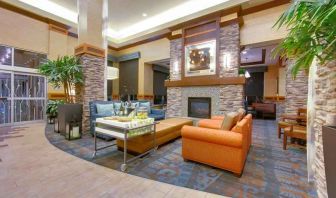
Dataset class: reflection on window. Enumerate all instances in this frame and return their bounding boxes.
[14,49,46,68]
[0,45,12,66]
[14,74,45,98]
[0,73,11,97]
[14,99,45,122]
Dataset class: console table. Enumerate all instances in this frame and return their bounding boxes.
[93,118,157,171]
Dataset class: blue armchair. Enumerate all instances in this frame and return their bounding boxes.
[148,109,165,120]
[89,100,115,140]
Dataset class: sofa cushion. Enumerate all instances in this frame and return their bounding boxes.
[139,101,151,114]
[160,118,193,127]
[198,119,222,129]
[237,108,246,121]
[148,113,165,120]
[131,102,140,109]
[113,102,122,111]
[96,103,114,115]
[211,115,225,120]
[221,112,238,130]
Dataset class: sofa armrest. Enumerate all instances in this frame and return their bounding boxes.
[181,126,242,148]
[211,115,225,120]
[198,119,222,129]
[150,108,165,115]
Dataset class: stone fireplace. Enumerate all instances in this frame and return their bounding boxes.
[166,19,245,118]
[188,97,211,118]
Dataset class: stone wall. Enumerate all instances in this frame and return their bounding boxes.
[313,60,336,198]
[284,65,308,114]
[77,54,105,132]
[169,38,182,81]
[166,87,182,117]
[219,23,240,77]
[166,22,244,118]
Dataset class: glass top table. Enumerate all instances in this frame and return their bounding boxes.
[93,117,158,172]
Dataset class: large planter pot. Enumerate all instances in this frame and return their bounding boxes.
[57,104,83,136]
[322,125,336,198]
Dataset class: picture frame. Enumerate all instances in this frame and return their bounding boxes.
[184,39,216,77]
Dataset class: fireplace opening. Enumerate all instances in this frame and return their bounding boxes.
[188,97,211,118]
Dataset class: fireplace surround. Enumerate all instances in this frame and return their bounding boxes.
[188,97,211,118]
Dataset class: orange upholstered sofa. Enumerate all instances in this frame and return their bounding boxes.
[181,114,252,176]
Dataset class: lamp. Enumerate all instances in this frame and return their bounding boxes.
[107,67,119,80]
[245,70,251,78]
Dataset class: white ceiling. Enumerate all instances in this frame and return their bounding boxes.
[6,0,270,46]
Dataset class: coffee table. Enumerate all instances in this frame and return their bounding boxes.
[93,118,158,171]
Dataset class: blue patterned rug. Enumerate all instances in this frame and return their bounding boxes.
[45,120,317,197]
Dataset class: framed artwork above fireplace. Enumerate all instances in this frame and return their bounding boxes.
[184,40,216,77]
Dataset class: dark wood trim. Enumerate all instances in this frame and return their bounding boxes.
[241,0,290,16]
[164,77,246,87]
[0,1,69,30]
[167,34,182,40]
[241,49,266,66]
[68,32,78,38]
[108,45,118,51]
[75,43,105,58]
[220,16,244,27]
[169,5,241,31]
[184,28,216,39]
[181,18,220,82]
[49,24,68,35]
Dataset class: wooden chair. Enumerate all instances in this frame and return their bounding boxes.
[283,125,307,150]
[277,108,307,138]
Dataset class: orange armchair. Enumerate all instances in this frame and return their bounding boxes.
[181,115,252,176]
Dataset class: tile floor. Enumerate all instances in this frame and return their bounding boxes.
[0,123,226,198]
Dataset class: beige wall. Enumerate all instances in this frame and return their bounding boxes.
[114,38,170,95]
[0,8,79,96]
[240,4,289,46]
[0,7,49,53]
[264,65,279,97]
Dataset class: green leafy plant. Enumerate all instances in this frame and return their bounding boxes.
[273,0,336,77]
[46,100,65,117]
[38,56,83,103]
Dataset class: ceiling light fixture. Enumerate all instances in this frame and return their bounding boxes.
[142,13,147,17]
[18,0,78,24]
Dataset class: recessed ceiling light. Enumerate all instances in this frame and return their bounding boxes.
[242,50,247,54]
[142,13,147,17]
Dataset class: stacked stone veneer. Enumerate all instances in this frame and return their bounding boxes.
[284,65,308,114]
[313,60,336,198]
[77,54,105,132]
[167,23,244,118]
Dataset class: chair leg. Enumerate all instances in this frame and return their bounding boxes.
[278,126,281,139]
[283,133,287,150]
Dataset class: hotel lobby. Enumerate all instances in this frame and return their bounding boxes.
[0,0,335,197]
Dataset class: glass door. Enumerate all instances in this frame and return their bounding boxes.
[0,71,46,125]
[0,71,11,125]
[13,73,46,123]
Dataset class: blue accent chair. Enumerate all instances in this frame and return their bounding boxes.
[89,100,116,140]
[148,108,165,120]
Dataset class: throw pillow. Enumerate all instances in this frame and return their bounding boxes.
[96,104,114,115]
[131,102,140,109]
[237,108,246,121]
[113,102,122,111]
[139,101,151,114]
[221,112,239,130]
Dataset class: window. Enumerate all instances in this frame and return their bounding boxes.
[0,45,12,66]
[14,48,46,68]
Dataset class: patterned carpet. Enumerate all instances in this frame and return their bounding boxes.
[45,120,317,197]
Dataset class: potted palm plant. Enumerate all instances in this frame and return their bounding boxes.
[39,56,84,135]
[274,0,336,197]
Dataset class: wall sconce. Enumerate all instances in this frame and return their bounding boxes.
[107,67,119,80]
[223,53,231,69]
[173,60,179,74]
